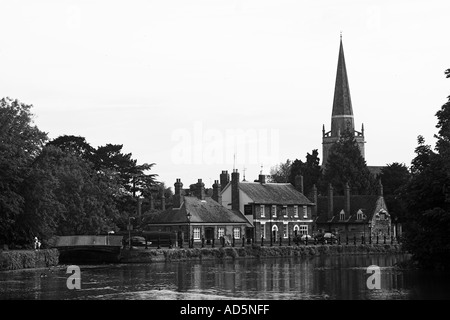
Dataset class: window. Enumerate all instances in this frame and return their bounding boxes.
[283,223,288,238]
[340,210,345,221]
[272,205,277,217]
[260,223,266,239]
[303,206,308,218]
[293,225,300,236]
[272,225,278,239]
[294,206,298,218]
[233,227,241,239]
[357,209,363,220]
[300,225,308,235]
[218,227,225,239]
[260,205,265,218]
[193,227,201,240]
[282,206,287,217]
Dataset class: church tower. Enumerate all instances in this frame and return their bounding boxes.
[322,35,365,167]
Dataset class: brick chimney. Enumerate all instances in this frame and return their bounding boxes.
[312,184,318,219]
[196,179,205,200]
[161,194,166,211]
[212,180,221,203]
[295,175,304,193]
[259,174,266,184]
[327,183,334,220]
[378,179,384,196]
[220,170,230,190]
[173,178,183,208]
[149,193,154,210]
[345,182,350,219]
[231,169,240,211]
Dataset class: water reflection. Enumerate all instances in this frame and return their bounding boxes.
[1,254,449,300]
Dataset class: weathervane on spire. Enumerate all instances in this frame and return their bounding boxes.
[260,164,263,175]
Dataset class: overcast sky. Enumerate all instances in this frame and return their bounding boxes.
[1,0,449,190]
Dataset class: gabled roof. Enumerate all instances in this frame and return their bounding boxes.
[237,182,314,205]
[142,196,251,226]
[315,195,383,224]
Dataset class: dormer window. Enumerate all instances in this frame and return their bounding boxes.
[357,209,364,220]
[340,210,345,221]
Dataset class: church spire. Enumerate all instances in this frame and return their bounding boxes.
[330,34,354,137]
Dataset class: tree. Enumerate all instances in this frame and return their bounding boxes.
[269,159,292,183]
[20,145,120,239]
[401,69,450,269]
[0,97,47,244]
[321,129,376,195]
[288,149,322,194]
[379,163,411,222]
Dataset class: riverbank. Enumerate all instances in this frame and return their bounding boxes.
[0,249,59,271]
[120,243,404,263]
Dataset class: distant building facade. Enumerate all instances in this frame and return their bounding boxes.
[219,170,315,242]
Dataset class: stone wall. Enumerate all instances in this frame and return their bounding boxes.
[119,243,404,263]
[0,249,59,271]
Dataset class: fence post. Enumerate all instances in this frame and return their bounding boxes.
[242,236,245,247]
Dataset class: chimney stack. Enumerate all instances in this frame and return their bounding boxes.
[161,194,166,211]
[259,174,266,184]
[196,179,205,200]
[378,179,384,196]
[173,178,183,208]
[327,183,334,220]
[220,170,230,190]
[149,193,154,211]
[295,175,304,193]
[212,180,221,203]
[231,169,240,211]
[312,184,318,219]
[345,182,350,219]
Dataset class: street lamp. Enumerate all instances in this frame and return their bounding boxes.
[128,217,135,249]
[187,212,192,248]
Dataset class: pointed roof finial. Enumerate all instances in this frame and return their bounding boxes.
[340,31,342,40]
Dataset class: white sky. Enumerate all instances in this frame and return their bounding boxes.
[1,0,449,190]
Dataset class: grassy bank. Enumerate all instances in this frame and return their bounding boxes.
[0,249,59,271]
[120,243,404,263]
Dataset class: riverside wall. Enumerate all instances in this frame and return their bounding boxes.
[119,243,405,263]
[0,249,59,271]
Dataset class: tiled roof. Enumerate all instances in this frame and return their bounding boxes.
[142,196,251,226]
[238,182,314,205]
[315,195,380,224]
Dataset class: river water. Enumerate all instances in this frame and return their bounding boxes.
[0,254,449,300]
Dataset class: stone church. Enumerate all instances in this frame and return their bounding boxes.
[321,35,384,176]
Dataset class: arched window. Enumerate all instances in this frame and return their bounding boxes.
[340,209,345,221]
[357,209,364,220]
[293,225,300,236]
[272,225,278,239]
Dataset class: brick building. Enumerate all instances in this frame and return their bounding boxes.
[219,170,315,242]
[314,181,391,239]
[141,178,251,245]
